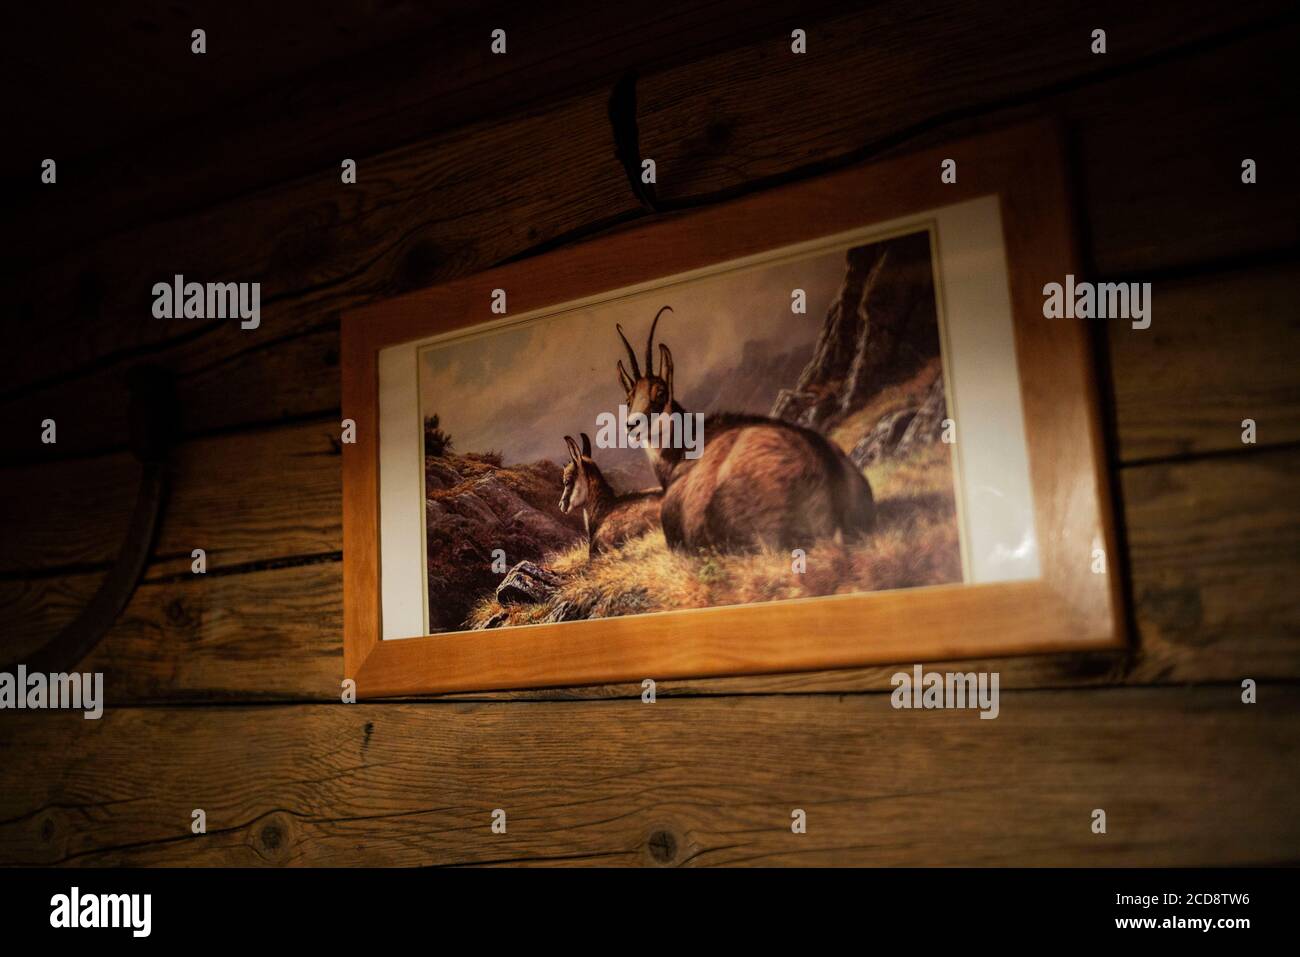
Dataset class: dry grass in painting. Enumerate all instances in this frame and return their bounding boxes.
[467,435,960,629]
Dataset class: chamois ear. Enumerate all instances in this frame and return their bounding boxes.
[564,435,581,464]
[617,359,634,393]
[659,343,673,404]
[580,433,592,457]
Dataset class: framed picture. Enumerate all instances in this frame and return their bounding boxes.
[341,121,1124,696]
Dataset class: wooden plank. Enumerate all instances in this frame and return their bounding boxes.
[7,0,858,262]
[1070,45,1299,278]
[1109,261,1300,460]
[0,561,342,702]
[4,447,1295,701]
[3,3,463,187]
[0,687,1295,866]
[3,11,1294,464]
[1121,446,1300,682]
[0,83,630,461]
[638,9,1299,278]
[0,417,341,576]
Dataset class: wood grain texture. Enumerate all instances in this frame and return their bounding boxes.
[1,687,1295,866]
[0,85,628,461]
[1109,261,1300,460]
[340,302,379,684]
[1122,446,1300,682]
[0,418,341,576]
[3,4,464,188]
[3,17,1294,464]
[639,11,1299,278]
[0,562,342,703]
[7,0,858,262]
[1065,29,1299,278]
[5,447,1295,702]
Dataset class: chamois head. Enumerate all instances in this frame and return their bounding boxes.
[559,433,593,513]
[616,306,675,434]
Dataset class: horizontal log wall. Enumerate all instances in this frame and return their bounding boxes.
[3,689,1297,867]
[1,0,1297,864]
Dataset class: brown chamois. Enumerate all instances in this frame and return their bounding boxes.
[558,433,662,558]
[614,307,875,551]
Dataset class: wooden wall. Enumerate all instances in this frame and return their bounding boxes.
[1,1,1297,866]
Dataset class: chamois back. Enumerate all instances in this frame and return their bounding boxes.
[660,414,874,551]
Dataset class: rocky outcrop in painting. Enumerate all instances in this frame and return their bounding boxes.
[772,230,942,435]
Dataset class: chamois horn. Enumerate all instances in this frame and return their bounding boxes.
[645,306,672,374]
[616,323,641,379]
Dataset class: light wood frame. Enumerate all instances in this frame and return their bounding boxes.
[342,121,1124,697]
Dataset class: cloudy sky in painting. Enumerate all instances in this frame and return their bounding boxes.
[419,236,906,489]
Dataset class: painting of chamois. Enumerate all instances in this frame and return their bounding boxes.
[559,433,662,558]
[420,229,961,633]
[615,307,875,551]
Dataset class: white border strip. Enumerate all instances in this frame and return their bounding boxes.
[377,345,427,638]
[933,196,1039,584]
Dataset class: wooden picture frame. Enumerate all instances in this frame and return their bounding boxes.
[341,120,1124,697]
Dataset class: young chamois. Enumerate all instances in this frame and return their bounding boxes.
[559,433,662,558]
[615,307,875,551]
